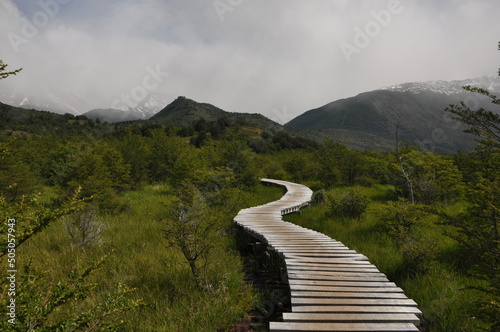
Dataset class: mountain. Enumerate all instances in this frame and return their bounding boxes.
[83,108,143,123]
[83,94,169,123]
[0,101,114,138]
[286,76,500,153]
[150,96,284,133]
[0,82,168,120]
[0,88,86,115]
[150,96,227,126]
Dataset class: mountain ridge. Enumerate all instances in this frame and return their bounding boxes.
[286,75,500,153]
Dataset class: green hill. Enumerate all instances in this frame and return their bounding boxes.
[150,96,283,133]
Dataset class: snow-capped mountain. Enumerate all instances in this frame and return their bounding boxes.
[116,94,170,119]
[0,86,90,115]
[287,75,500,153]
[381,75,500,95]
[83,94,170,122]
[0,82,169,121]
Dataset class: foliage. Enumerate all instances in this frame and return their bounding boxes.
[52,140,131,210]
[441,86,500,330]
[328,190,369,220]
[315,140,345,187]
[0,142,37,202]
[0,102,113,138]
[311,189,327,205]
[390,145,465,204]
[65,205,108,249]
[161,184,224,290]
[0,59,22,80]
[445,86,500,149]
[378,198,435,275]
[0,190,144,331]
[0,256,144,331]
[0,191,84,256]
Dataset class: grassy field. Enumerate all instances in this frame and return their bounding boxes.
[284,184,489,332]
[13,183,285,331]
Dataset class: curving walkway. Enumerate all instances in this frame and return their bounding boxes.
[234,178,422,332]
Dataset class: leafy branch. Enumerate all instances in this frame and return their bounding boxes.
[0,59,22,80]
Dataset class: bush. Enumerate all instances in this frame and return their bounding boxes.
[329,190,369,219]
[65,206,108,249]
[378,199,435,275]
[311,189,327,205]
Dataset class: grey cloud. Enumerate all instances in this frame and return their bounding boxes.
[0,0,499,121]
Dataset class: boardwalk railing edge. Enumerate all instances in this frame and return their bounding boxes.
[234,178,423,332]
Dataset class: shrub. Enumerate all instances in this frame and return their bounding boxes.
[378,199,435,275]
[311,189,327,205]
[65,206,108,249]
[329,190,369,219]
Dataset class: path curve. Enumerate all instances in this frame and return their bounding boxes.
[234,178,422,332]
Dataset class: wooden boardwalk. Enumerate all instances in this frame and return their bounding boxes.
[234,178,422,332]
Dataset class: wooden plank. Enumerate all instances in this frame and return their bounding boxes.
[288,270,382,276]
[284,253,368,259]
[292,298,418,306]
[270,238,341,242]
[288,275,389,282]
[292,305,422,316]
[291,291,408,299]
[269,241,343,245]
[287,266,381,273]
[289,280,397,288]
[286,258,371,265]
[288,277,392,284]
[275,247,356,251]
[289,285,402,293]
[287,267,382,273]
[282,313,420,325]
[269,322,419,331]
[274,242,345,245]
[287,266,380,273]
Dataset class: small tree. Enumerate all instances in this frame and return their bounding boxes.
[65,205,108,249]
[395,125,415,203]
[162,184,222,289]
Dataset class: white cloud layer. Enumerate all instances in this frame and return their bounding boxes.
[1,0,499,121]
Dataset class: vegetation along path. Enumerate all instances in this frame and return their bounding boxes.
[234,179,422,332]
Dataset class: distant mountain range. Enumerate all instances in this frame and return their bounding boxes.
[286,76,500,153]
[1,75,499,152]
[0,86,87,115]
[83,95,170,122]
[0,86,169,120]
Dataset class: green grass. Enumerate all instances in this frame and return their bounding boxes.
[283,184,489,332]
[14,182,285,331]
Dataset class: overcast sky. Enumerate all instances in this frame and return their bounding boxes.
[1,0,499,122]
